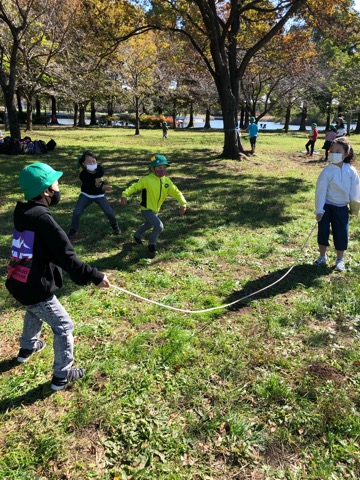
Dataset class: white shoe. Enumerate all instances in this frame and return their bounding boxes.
[335,259,345,272]
[313,256,327,265]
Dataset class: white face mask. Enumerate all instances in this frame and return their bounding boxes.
[328,153,343,164]
[86,163,97,171]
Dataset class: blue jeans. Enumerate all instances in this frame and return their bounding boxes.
[317,204,349,251]
[135,210,164,245]
[70,194,118,231]
[21,295,74,378]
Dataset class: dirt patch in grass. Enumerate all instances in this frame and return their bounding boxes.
[307,361,346,384]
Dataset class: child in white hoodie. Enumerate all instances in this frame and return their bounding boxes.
[314,137,360,271]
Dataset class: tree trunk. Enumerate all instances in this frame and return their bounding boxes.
[51,96,59,124]
[239,105,245,129]
[2,86,20,138]
[90,101,97,125]
[172,98,177,129]
[354,110,360,134]
[186,101,194,128]
[135,96,140,135]
[78,104,86,127]
[284,104,291,133]
[16,90,23,113]
[204,108,211,128]
[25,96,33,131]
[299,105,307,131]
[73,102,78,127]
[222,104,245,158]
[35,98,41,118]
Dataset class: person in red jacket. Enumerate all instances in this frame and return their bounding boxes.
[305,123,319,157]
[6,162,110,391]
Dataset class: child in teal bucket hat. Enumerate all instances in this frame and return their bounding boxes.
[121,154,187,254]
[6,162,110,391]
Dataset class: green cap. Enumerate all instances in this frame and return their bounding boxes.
[250,116,255,123]
[312,123,317,127]
[19,162,63,200]
[150,154,169,167]
[330,124,336,131]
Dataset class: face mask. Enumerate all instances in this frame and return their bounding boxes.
[155,169,166,178]
[48,189,61,206]
[86,164,97,172]
[328,153,343,164]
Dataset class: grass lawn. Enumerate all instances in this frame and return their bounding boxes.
[1,126,360,479]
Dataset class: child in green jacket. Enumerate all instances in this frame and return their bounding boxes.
[120,154,186,254]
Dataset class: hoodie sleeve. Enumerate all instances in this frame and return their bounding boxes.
[122,177,144,198]
[167,179,187,206]
[314,169,329,215]
[38,214,104,285]
[349,166,360,215]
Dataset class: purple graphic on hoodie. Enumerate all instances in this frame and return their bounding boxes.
[7,229,34,282]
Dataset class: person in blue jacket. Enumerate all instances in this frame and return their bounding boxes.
[247,116,259,154]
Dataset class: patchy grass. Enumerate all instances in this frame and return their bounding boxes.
[1,126,360,479]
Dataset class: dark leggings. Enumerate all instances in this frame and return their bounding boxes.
[306,139,315,154]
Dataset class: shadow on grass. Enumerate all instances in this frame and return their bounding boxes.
[0,381,53,413]
[0,144,314,299]
[225,263,331,311]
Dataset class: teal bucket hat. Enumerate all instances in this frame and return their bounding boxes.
[19,162,63,200]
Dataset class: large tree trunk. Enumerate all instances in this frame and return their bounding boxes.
[218,80,245,158]
[2,86,20,138]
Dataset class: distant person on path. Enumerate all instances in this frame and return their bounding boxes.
[305,123,319,156]
[247,116,259,154]
[162,121,168,140]
[68,150,121,240]
[322,125,337,161]
[313,137,360,272]
[335,116,346,137]
[6,162,110,390]
[120,154,186,254]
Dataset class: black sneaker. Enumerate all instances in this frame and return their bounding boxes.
[134,235,144,245]
[17,340,46,363]
[148,244,157,254]
[112,225,121,235]
[68,229,77,240]
[50,368,86,391]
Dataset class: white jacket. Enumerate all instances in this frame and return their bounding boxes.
[315,163,360,215]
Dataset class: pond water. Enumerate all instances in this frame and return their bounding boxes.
[54,117,357,131]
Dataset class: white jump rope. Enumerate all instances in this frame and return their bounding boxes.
[110,222,318,314]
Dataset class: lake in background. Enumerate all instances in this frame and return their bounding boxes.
[54,116,357,131]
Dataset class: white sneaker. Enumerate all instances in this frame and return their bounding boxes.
[335,259,345,272]
[313,256,327,265]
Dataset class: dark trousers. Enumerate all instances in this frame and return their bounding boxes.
[317,204,349,251]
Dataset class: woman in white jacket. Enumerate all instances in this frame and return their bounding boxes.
[314,137,360,272]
